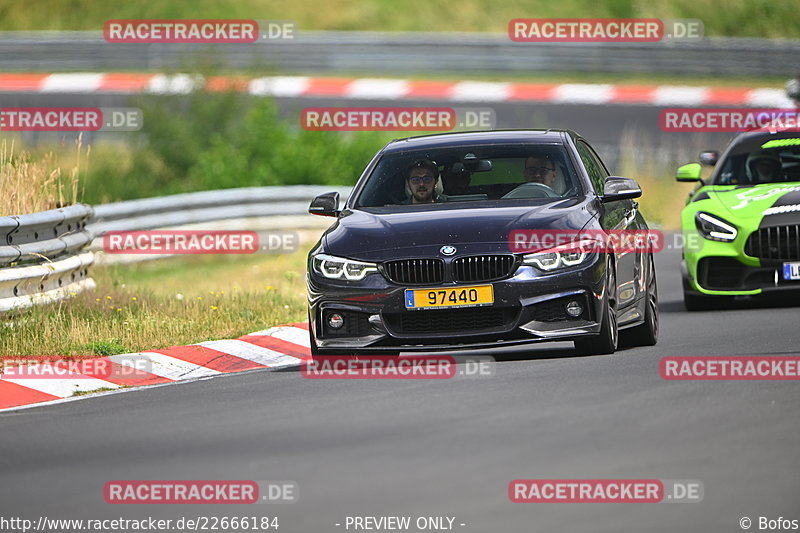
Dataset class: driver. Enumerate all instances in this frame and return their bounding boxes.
[523,154,557,189]
[746,151,782,183]
[402,159,442,204]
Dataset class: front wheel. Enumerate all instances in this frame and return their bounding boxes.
[625,254,659,346]
[575,264,618,355]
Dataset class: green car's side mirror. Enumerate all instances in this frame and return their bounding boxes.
[676,163,703,183]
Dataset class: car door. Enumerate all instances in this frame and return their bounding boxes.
[575,140,638,311]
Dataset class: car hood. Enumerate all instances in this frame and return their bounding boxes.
[323,199,595,261]
[701,182,800,224]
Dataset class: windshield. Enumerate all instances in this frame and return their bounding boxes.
[714,137,800,186]
[354,144,583,208]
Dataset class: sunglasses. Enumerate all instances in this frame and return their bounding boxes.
[524,166,555,174]
[408,176,435,185]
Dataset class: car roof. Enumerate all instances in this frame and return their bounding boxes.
[728,129,800,146]
[382,129,578,153]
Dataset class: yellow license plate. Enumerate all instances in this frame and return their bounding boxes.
[404,285,494,310]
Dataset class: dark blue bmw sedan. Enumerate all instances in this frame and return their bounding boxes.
[306,130,658,356]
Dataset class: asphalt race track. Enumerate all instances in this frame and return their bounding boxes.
[1,240,799,531]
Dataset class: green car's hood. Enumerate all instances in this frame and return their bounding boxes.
[703,182,800,222]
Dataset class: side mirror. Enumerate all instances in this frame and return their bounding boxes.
[675,163,703,182]
[309,192,340,217]
[699,151,719,166]
[601,176,642,202]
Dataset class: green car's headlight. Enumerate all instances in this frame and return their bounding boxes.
[695,212,738,242]
[312,253,378,281]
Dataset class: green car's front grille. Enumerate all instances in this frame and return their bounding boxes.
[744,224,800,261]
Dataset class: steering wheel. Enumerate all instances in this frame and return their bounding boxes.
[501,182,560,199]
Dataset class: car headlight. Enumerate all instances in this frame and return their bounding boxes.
[312,253,378,281]
[522,239,597,271]
[695,212,737,242]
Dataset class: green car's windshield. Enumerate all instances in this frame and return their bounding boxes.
[714,137,800,186]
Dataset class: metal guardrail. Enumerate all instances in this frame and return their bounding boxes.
[87,185,351,236]
[1,186,350,311]
[0,31,798,77]
[0,205,95,312]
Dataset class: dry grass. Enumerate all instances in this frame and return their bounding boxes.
[0,243,315,357]
[0,138,86,216]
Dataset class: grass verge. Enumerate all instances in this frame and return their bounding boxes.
[0,243,315,358]
[0,138,85,215]
[1,0,798,39]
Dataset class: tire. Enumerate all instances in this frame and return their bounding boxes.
[625,254,659,346]
[575,263,618,355]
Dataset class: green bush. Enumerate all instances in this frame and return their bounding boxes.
[79,93,395,203]
[192,100,393,189]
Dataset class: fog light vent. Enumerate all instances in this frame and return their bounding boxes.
[328,313,344,329]
[565,300,583,317]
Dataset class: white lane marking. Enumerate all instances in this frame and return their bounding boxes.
[449,81,511,102]
[746,88,795,108]
[0,327,305,412]
[652,86,709,106]
[146,74,201,94]
[553,84,614,104]
[344,78,410,99]
[108,352,220,380]
[249,76,310,97]
[246,326,310,347]
[41,73,105,93]
[1,363,120,397]
[196,340,301,367]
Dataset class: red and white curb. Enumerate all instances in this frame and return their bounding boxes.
[0,323,310,412]
[0,73,793,107]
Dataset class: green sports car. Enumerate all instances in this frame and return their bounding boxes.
[676,130,800,310]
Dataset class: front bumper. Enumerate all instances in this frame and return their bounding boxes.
[683,231,800,295]
[308,255,609,352]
